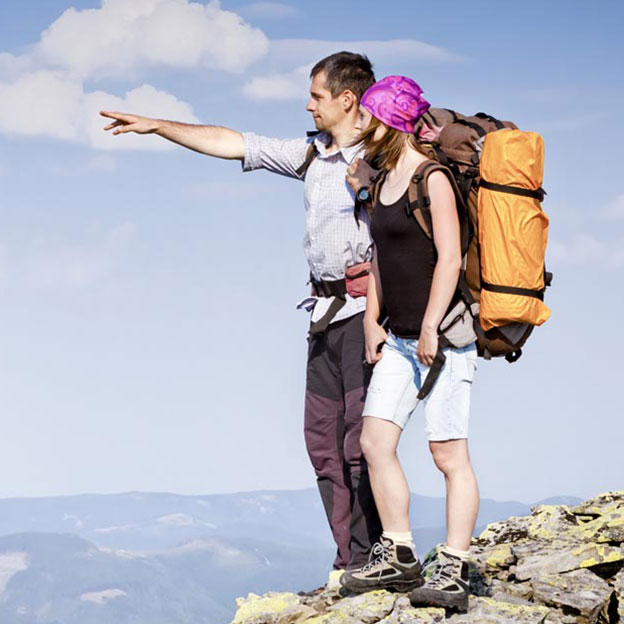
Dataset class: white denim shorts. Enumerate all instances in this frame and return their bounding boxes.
[363,331,477,441]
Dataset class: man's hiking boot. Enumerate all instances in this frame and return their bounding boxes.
[340,536,424,594]
[409,549,470,613]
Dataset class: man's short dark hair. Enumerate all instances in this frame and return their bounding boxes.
[310,51,375,101]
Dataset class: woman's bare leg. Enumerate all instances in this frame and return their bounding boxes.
[429,439,479,550]
[360,416,410,532]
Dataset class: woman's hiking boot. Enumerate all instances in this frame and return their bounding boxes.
[409,548,470,613]
[340,536,424,594]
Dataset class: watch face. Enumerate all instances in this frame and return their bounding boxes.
[358,187,370,202]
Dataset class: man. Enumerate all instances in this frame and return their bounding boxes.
[101,51,382,577]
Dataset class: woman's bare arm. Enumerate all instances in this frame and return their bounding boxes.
[417,171,462,366]
[364,253,387,364]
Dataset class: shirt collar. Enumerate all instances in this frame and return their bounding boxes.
[313,132,362,164]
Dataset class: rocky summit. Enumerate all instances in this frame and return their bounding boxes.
[230,491,624,624]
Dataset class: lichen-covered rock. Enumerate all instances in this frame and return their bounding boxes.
[302,612,360,624]
[526,505,579,541]
[613,567,624,622]
[569,491,624,517]
[530,569,613,624]
[377,596,445,623]
[230,491,624,624]
[488,578,534,605]
[232,592,317,624]
[475,515,530,548]
[515,542,623,581]
[326,590,396,624]
[445,596,552,623]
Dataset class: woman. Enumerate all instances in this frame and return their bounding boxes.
[341,76,478,613]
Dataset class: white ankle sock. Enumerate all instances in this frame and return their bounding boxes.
[383,530,416,554]
[444,544,469,559]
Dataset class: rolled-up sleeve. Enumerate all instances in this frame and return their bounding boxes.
[241,132,310,180]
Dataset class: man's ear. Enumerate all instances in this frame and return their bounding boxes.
[342,89,357,112]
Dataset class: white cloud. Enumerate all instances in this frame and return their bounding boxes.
[239,2,301,19]
[0,71,84,141]
[600,194,624,220]
[87,83,199,150]
[243,64,311,100]
[0,0,265,147]
[21,222,137,287]
[548,234,624,269]
[243,38,462,100]
[33,0,269,79]
[0,73,199,149]
[0,53,34,81]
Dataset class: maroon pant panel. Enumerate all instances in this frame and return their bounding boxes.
[304,313,381,570]
[343,386,367,469]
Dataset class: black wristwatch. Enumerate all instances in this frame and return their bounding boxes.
[356,186,371,203]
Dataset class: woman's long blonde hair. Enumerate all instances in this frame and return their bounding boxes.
[357,116,431,171]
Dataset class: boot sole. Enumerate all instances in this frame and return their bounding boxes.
[342,576,425,594]
[409,589,468,613]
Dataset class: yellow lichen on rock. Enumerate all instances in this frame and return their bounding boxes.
[232,592,316,624]
[485,543,515,569]
[303,611,355,624]
[467,596,552,622]
[578,544,623,568]
[326,589,396,623]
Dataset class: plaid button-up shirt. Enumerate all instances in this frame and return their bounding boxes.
[242,131,373,325]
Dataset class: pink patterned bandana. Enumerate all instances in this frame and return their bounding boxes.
[361,75,430,134]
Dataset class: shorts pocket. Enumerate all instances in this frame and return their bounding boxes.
[453,347,477,384]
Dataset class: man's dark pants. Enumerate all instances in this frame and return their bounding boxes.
[304,312,382,570]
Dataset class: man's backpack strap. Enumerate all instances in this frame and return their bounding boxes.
[371,168,388,208]
[406,160,470,254]
[296,143,319,179]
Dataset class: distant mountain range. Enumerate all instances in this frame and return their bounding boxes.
[0,489,581,624]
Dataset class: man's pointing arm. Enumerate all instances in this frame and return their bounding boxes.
[100,111,244,160]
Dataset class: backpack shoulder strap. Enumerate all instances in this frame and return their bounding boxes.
[371,168,388,208]
[406,160,469,251]
[296,142,319,179]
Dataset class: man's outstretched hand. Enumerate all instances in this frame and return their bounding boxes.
[100,111,160,135]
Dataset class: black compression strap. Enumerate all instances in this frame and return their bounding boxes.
[454,119,487,137]
[416,335,451,400]
[309,296,346,335]
[482,281,544,300]
[475,112,505,129]
[311,277,347,298]
[480,179,545,201]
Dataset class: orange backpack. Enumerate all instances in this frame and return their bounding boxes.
[399,110,552,368]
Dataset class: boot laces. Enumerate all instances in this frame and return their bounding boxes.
[360,539,391,575]
[428,556,460,589]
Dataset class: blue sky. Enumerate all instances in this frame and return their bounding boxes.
[0,0,622,504]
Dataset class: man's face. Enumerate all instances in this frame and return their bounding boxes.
[306,71,349,133]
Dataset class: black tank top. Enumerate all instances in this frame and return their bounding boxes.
[370,187,457,339]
